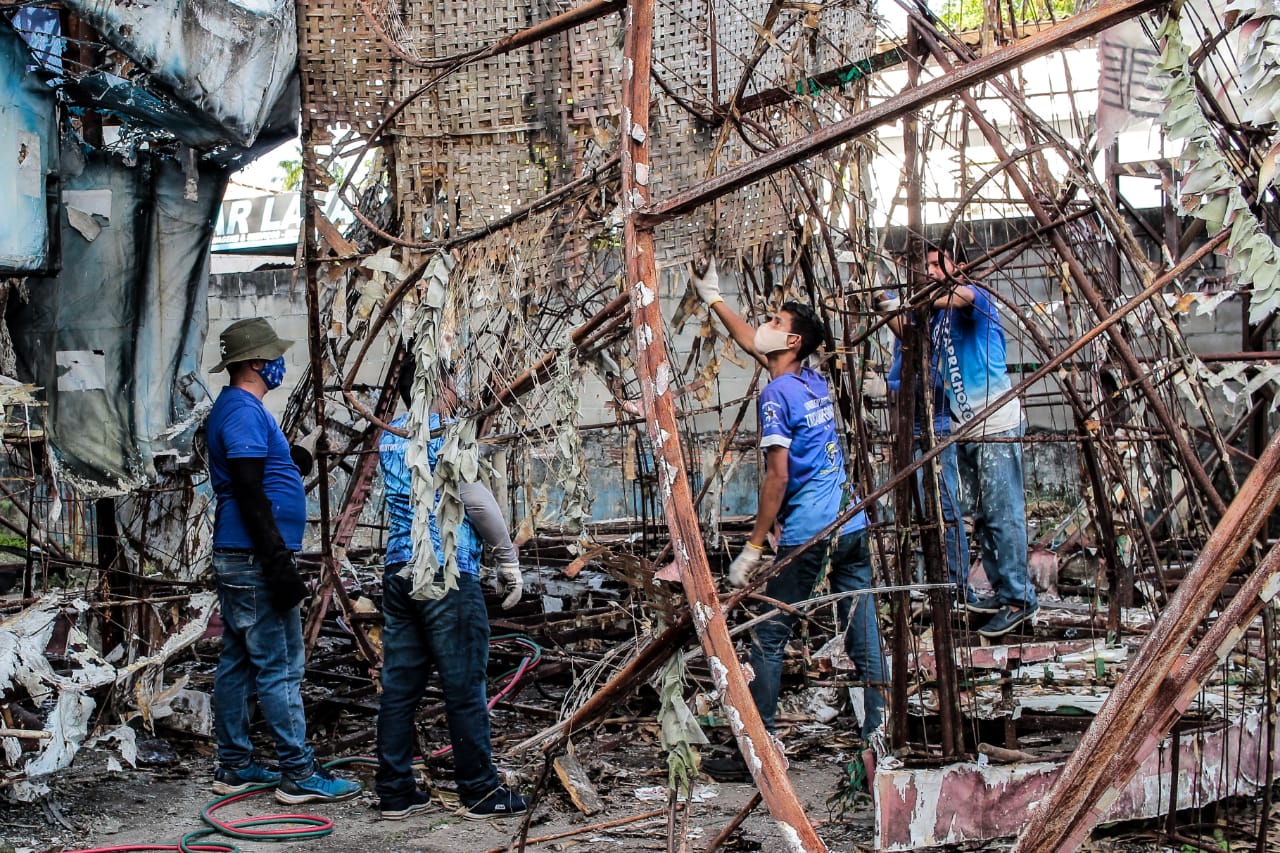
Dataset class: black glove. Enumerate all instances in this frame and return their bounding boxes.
[264,552,309,613]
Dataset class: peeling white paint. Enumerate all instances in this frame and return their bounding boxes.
[657,457,677,490]
[742,734,763,773]
[1214,625,1245,661]
[634,162,649,185]
[634,279,655,307]
[1261,571,1280,601]
[631,123,646,143]
[637,324,654,348]
[694,601,716,632]
[774,822,805,852]
[655,362,672,396]
[708,655,729,691]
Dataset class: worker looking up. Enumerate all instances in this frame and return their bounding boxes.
[690,260,887,782]
[205,317,362,804]
[375,356,527,821]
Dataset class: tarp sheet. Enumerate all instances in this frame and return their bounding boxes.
[60,0,298,149]
[8,146,227,494]
[0,19,58,274]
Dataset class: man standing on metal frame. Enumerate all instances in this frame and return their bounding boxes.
[922,245,1038,638]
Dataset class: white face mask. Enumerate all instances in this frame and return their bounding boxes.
[753,324,795,354]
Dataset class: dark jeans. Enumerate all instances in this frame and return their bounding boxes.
[213,552,314,777]
[376,568,499,804]
[752,531,887,738]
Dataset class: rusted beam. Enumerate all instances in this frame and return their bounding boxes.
[1015,427,1280,851]
[638,0,1164,227]
[331,343,407,551]
[297,0,379,667]
[619,0,827,847]
[479,291,630,416]
[901,19,963,758]
[703,791,763,852]
[720,46,905,119]
[556,613,693,743]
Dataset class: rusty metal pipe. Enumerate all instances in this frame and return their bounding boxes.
[1016,428,1280,851]
[619,0,827,845]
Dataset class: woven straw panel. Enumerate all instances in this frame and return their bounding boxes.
[303,0,872,274]
[301,1,397,130]
[566,17,622,124]
[394,132,553,242]
[713,0,875,101]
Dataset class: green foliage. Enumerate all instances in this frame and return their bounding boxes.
[935,0,1077,31]
[278,158,303,191]
[276,159,347,192]
[826,752,871,819]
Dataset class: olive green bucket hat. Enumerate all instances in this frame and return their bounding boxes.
[209,317,294,373]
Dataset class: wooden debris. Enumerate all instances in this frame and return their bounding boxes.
[553,742,603,815]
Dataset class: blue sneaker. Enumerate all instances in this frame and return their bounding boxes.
[978,605,1039,639]
[212,762,280,794]
[460,785,527,821]
[964,593,1001,615]
[274,764,363,804]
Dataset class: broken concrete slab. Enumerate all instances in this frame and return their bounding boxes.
[874,706,1280,850]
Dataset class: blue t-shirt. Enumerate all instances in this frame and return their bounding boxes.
[379,412,482,574]
[206,386,306,551]
[934,285,1021,433]
[887,309,952,436]
[758,366,866,546]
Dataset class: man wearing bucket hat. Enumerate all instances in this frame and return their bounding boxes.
[205,317,362,804]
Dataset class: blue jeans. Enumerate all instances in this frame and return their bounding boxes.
[917,439,971,594]
[213,552,314,777]
[376,568,499,804]
[957,425,1037,610]
[753,531,887,738]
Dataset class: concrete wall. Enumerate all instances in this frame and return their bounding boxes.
[203,265,396,420]
[206,228,1274,525]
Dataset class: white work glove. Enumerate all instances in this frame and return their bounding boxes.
[728,542,766,588]
[496,560,523,610]
[690,258,723,307]
[876,290,901,314]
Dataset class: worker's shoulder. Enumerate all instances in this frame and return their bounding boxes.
[207,387,269,430]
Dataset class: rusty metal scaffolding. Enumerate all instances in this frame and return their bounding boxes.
[3,0,1273,847]
[267,0,1280,845]
[275,0,1280,848]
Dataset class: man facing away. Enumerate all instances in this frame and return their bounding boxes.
[205,317,362,803]
[375,359,527,820]
[691,260,888,781]
[917,246,1038,638]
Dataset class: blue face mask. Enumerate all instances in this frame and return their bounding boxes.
[256,356,286,390]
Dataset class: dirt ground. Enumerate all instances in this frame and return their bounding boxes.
[4,742,1269,852]
[0,742,880,853]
